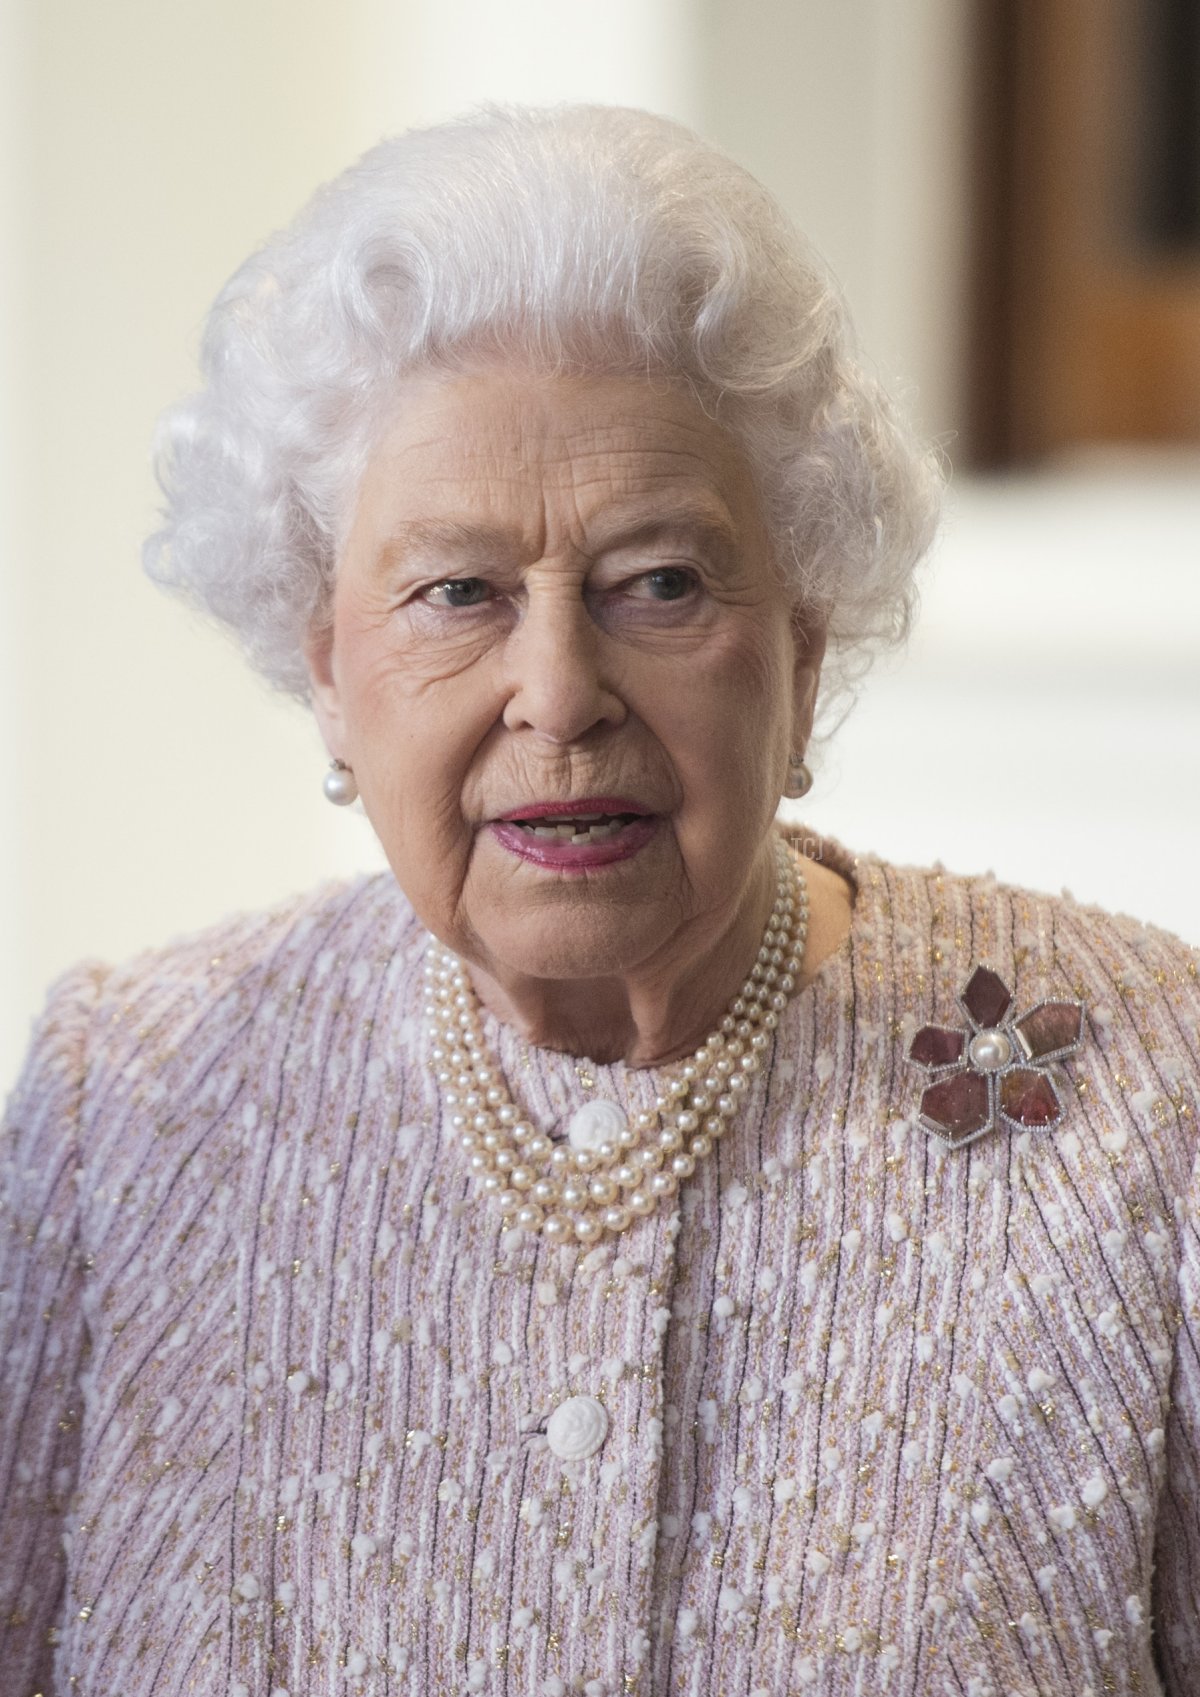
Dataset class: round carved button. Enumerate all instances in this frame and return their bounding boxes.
[566,1100,628,1152]
[546,1394,609,1460]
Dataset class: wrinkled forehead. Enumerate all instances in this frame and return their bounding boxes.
[345,364,768,556]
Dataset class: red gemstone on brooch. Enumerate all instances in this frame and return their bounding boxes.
[999,1068,1063,1128]
[909,1025,966,1068]
[906,965,1085,1149]
[918,1072,991,1146]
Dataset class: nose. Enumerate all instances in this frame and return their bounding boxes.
[501,585,626,743]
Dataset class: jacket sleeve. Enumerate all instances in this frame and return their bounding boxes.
[0,963,104,1694]
[1154,1102,1200,1683]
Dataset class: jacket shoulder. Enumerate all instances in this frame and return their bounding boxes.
[58,873,421,1108]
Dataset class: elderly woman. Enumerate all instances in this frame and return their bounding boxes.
[2,106,1198,1697]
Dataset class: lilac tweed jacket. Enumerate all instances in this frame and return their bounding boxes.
[2,836,1199,1697]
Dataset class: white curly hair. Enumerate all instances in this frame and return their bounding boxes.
[144,103,942,726]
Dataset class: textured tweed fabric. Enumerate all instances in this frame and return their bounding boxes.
[3,834,1199,1697]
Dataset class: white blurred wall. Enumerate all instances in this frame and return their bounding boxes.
[5,2,1194,1099]
[700,0,971,446]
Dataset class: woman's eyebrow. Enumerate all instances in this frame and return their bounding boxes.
[592,507,740,560]
[376,518,524,570]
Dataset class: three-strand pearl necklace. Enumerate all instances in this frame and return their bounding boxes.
[425,836,809,1243]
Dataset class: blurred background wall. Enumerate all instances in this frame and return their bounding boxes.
[3,0,1198,1095]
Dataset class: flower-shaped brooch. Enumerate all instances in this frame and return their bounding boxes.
[907,965,1084,1149]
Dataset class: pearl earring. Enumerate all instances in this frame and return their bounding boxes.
[783,753,813,800]
[322,758,358,806]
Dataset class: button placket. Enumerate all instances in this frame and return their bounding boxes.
[509,1208,682,1695]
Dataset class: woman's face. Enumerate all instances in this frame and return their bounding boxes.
[308,367,823,986]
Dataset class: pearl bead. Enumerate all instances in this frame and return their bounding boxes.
[525,1135,551,1159]
[574,1214,603,1244]
[560,1181,587,1209]
[323,763,358,805]
[543,1214,571,1242]
[515,1203,544,1231]
[603,1204,632,1234]
[649,1171,677,1198]
[968,1028,1013,1071]
[670,1153,695,1178]
[510,1165,535,1190]
[588,1176,618,1205]
[690,1134,713,1159]
[532,1180,559,1206]
[614,1163,640,1189]
[628,1189,656,1217]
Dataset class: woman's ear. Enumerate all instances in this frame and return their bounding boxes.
[304,619,346,757]
[790,610,827,752]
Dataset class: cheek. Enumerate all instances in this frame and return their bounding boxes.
[335,631,494,875]
[658,622,791,785]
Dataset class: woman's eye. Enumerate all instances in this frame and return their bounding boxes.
[422,577,492,608]
[632,567,696,601]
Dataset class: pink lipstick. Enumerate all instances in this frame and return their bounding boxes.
[488,797,659,871]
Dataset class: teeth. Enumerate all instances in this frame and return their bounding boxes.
[515,816,631,844]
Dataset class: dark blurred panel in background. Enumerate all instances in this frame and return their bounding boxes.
[1134,0,1200,252]
[968,0,1200,466]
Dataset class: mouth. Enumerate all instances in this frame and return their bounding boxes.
[488,798,659,869]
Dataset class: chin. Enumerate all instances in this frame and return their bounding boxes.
[481,911,661,983]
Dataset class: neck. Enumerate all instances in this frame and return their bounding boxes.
[464,846,785,1068]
